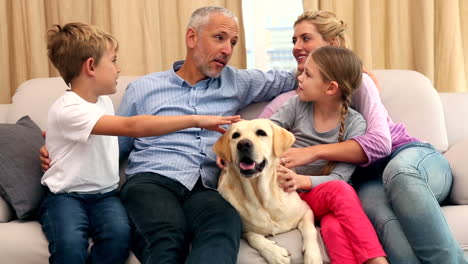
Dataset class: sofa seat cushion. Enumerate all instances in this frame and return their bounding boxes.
[0,220,141,264]
[442,205,468,255]
[0,116,45,220]
[237,229,330,264]
[0,221,49,263]
[443,139,468,204]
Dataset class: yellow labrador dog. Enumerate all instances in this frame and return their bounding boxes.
[214,119,322,264]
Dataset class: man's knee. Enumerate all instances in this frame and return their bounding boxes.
[207,200,242,236]
[222,204,242,234]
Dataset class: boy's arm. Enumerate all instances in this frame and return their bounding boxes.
[92,114,241,137]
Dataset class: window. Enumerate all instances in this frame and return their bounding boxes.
[242,0,303,71]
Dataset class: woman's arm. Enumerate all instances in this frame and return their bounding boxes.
[349,73,392,165]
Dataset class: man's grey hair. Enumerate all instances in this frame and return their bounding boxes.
[187,6,238,31]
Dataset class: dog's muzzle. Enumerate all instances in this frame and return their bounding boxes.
[237,139,266,177]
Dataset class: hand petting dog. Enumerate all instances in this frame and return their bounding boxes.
[277,165,312,193]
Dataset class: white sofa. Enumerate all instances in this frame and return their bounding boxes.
[0,70,467,263]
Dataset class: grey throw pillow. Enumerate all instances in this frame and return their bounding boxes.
[0,116,45,220]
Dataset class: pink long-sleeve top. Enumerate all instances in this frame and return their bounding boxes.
[258,73,418,166]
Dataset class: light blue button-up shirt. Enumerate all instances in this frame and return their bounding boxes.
[117,60,296,190]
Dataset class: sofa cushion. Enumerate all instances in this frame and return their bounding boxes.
[0,116,45,220]
[237,229,330,264]
[443,139,468,205]
[441,205,468,254]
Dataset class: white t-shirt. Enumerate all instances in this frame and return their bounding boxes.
[41,91,119,194]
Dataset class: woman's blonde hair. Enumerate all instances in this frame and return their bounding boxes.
[311,46,362,175]
[47,22,118,85]
[295,10,349,49]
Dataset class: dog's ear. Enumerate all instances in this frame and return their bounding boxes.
[271,121,295,157]
[213,132,232,163]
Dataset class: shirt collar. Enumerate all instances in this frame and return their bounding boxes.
[169,60,185,87]
[169,60,218,88]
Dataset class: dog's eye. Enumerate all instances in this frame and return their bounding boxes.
[256,129,267,136]
[232,132,240,139]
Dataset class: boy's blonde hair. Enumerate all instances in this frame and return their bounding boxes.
[311,46,362,175]
[47,22,118,85]
[295,10,349,49]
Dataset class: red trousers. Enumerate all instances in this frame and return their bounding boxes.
[299,180,386,264]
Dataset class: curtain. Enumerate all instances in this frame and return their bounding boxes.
[0,0,246,103]
[303,0,468,93]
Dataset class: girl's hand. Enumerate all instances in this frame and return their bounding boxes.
[277,165,311,192]
[281,146,319,168]
[195,115,242,134]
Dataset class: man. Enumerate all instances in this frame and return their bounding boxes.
[42,6,296,264]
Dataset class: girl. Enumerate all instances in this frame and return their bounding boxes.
[270,46,387,264]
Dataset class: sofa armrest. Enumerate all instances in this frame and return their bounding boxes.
[0,196,13,223]
[443,139,468,205]
[439,92,468,147]
[0,104,10,123]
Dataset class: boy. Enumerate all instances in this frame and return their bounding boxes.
[39,22,240,264]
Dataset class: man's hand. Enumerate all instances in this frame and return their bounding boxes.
[281,146,319,169]
[195,115,242,134]
[277,165,311,192]
[40,131,50,172]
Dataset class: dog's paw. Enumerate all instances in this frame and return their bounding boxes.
[262,240,291,264]
[303,251,322,264]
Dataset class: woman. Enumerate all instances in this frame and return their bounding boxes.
[266,10,466,264]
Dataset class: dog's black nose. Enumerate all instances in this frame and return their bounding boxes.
[237,139,252,153]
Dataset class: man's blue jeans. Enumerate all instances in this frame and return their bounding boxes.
[120,173,242,264]
[39,190,131,264]
[354,142,467,264]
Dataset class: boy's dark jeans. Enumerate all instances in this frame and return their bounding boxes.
[120,172,242,264]
[39,190,131,264]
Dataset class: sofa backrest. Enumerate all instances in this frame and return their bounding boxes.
[5,70,451,153]
[6,76,138,130]
[373,70,448,152]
